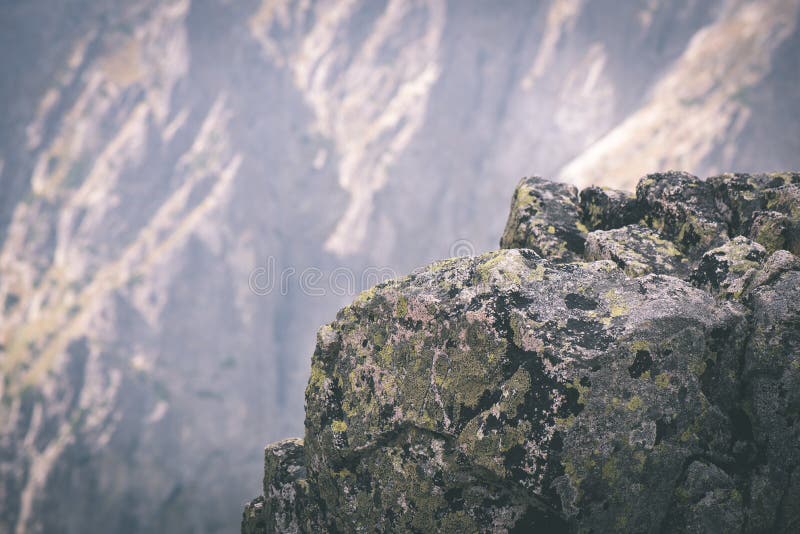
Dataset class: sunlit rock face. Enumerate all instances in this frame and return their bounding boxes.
[247,172,799,532]
[1,0,799,532]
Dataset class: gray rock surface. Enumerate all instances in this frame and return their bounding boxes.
[242,439,316,534]
[585,224,688,277]
[690,237,767,299]
[636,171,730,258]
[664,460,744,534]
[707,173,800,256]
[500,176,587,262]
[741,263,800,532]
[246,172,800,532]
[579,186,641,231]
[749,210,800,256]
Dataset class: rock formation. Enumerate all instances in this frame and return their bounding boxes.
[244,171,800,533]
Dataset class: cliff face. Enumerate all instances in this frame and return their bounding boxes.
[2,1,800,532]
[245,171,800,533]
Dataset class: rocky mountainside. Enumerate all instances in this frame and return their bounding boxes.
[2,1,800,532]
[244,171,800,533]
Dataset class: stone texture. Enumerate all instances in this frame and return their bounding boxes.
[707,173,800,256]
[748,250,800,291]
[241,497,266,534]
[246,173,800,533]
[664,461,744,534]
[500,176,587,262]
[690,236,767,299]
[242,439,318,534]
[579,186,641,231]
[637,171,730,258]
[585,224,689,277]
[708,172,799,230]
[301,249,749,532]
[741,263,800,532]
[749,210,799,255]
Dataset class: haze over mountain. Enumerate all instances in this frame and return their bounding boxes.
[1,0,798,532]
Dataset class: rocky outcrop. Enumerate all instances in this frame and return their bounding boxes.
[245,171,800,533]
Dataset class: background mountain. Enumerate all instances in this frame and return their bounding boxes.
[0,0,798,532]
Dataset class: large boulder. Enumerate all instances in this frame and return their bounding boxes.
[245,172,800,533]
[300,249,750,532]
